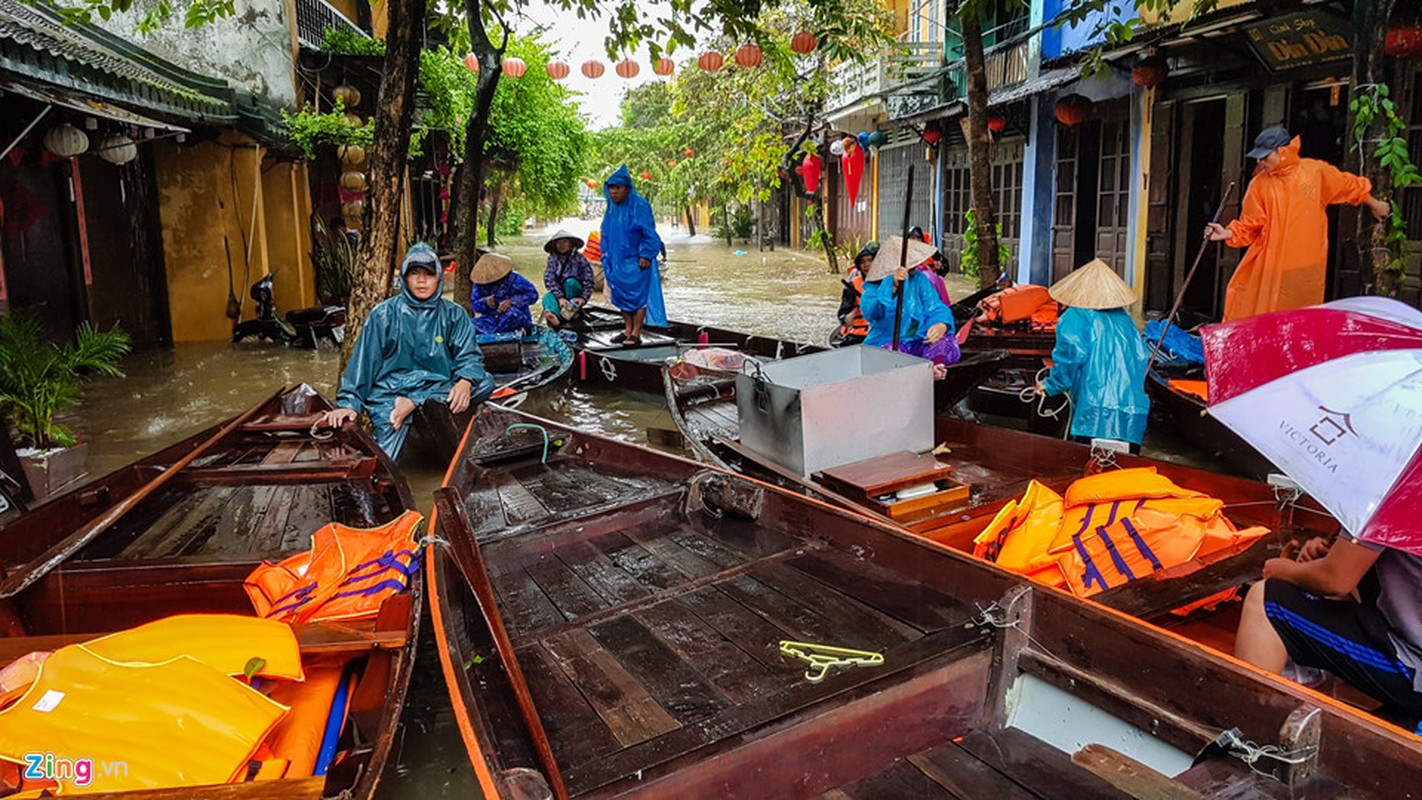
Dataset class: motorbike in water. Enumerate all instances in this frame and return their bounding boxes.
[232,273,346,349]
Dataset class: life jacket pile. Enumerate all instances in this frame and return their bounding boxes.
[972,467,1268,600]
[977,284,1062,330]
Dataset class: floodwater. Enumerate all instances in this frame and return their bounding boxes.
[57,220,1193,798]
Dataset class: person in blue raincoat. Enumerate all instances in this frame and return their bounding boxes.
[600,165,665,345]
[859,235,960,379]
[469,251,539,335]
[1034,258,1150,450]
[319,243,494,459]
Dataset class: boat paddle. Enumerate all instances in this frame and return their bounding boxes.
[1146,180,1237,366]
[892,166,916,352]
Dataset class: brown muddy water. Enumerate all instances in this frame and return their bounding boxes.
[57,222,1199,798]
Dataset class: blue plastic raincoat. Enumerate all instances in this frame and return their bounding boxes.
[470,272,540,335]
[601,165,667,326]
[860,271,956,349]
[336,244,494,459]
[1041,307,1150,444]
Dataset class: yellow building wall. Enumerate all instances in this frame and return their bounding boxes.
[153,135,316,341]
[370,1,387,40]
[1141,0,1251,26]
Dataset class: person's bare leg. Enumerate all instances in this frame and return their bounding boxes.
[630,307,646,340]
[1235,581,1289,673]
[620,311,634,340]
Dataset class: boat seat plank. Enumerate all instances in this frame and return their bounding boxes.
[562,624,993,795]
[516,643,625,768]
[80,776,327,800]
[630,597,781,705]
[1071,743,1207,800]
[786,550,972,634]
[525,554,612,621]
[556,539,655,606]
[820,756,963,799]
[906,743,1037,800]
[0,618,404,664]
[1094,538,1278,620]
[953,729,1133,799]
[494,568,570,638]
[587,611,733,724]
[540,628,682,747]
[749,561,924,645]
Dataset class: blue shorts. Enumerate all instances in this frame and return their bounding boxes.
[1264,578,1422,720]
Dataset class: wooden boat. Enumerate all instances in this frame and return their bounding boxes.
[0,386,420,799]
[1147,364,1276,479]
[427,406,1421,799]
[666,368,1335,627]
[479,325,577,408]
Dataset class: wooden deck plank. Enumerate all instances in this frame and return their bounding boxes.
[826,757,963,799]
[557,539,654,606]
[588,612,732,724]
[716,573,865,648]
[124,487,236,559]
[495,569,567,638]
[261,441,305,464]
[678,585,808,671]
[250,485,298,556]
[670,529,756,570]
[541,628,681,747]
[632,598,781,705]
[907,744,1037,800]
[517,644,624,769]
[953,729,1133,800]
[492,471,551,527]
[525,555,612,621]
[595,531,696,592]
[752,561,923,646]
[621,523,722,582]
[281,484,335,552]
[177,486,262,556]
[786,549,968,633]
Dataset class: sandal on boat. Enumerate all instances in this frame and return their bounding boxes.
[611,332,628,344]
[621,336,641,347]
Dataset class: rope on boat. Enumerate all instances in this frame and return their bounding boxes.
[504,423,552,464]
[1019,368,1072,438]
[1216,728,1316,779]
[309,420,335,441]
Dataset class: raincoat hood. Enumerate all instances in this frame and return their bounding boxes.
[604,165,635,204]
[399,243,443,309]
[1263,136,1302,178]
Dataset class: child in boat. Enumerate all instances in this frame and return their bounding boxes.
[1033,258,1150,452]
[540,229,594,329]
[835,243,878,345]
[320,243,493,459]
[1235,532,1422,720]
[859,235,961,378]
[469,252,540,335]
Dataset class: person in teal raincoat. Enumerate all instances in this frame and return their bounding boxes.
[860,235,960,379]
[1034,258,1150,450]
[600,165,665,345]
[319,243,493,459]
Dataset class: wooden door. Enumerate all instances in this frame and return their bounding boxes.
[1050,125,1080,283]
[1144,100,1175,312]
[1094,117,1132,275]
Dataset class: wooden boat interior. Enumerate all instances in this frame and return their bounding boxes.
[0,388,420,799]
[430,409,1417,800]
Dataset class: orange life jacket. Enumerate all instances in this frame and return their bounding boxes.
[1059,508,1206,598]
[264,656,352,779]
[978,284,1060,326]
[974,480,1064,571]
[0,646,287,794]
[245,510,424,624]
[583,231,603,264]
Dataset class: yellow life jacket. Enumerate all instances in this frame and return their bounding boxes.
[973,480,1064,571]
[246,510,423,624]
[81,614,303,682]
[0,646,286,794]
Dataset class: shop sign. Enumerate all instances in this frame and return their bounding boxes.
[1242,11,1351,71]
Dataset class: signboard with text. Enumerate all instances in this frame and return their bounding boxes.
[1242,11,1351,71]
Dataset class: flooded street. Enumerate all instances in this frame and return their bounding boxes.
[59,222,1191,799]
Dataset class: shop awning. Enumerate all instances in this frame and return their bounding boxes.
[0,77,189,132]
[885,66,1080,128]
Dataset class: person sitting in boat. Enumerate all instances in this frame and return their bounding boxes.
[1033,258,1150,452]
[539,229,594,329]
[1235,532,1422,721]
[600,165,666,346]
[469,252,540,335]
[319,243,493,460]
[834,243,878,345]
[860,235,961,379]
[907,225,952,307]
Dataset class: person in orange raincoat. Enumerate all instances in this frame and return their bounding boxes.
[1206,127,1391,321]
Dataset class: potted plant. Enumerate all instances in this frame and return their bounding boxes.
[0,314,130,501]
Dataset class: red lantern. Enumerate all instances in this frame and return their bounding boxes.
[1131,55,1169,88]
[582,59,605,79]
[1385,25,1422,59]
[734,43,763,68]
[653,57,675,76]
[1054,94,1095,127]
[684,148,695,158]
[698,51,723,71]
[987,115,1006,133]
[921,128,942,144]
[842,145,865,205]
[546,60,570,80]
[585,179,597,189]
[667,160,677,168]
[797,153,822,194]
[463,53,479,72]
[790,31,818,54]
[639,171,652,180]
[616,58,640,79]
[502,57,526,78]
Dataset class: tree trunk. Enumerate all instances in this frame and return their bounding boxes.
[450,1,506,313]
[1351,0,1400,296]
[961,9,1000,289]
[340,0,426,371]
[723,204,733,247]
[486,182,500,248]
[685,207,696,236]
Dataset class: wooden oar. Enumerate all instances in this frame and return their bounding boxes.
[0,389,281,598]
[892,166,917,352]
[1146,180,1236,366]
[433,486,570,800]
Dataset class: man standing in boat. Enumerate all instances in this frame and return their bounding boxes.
[319,243,493,460]
[1205,127,1391,321]
[600,165,665,346]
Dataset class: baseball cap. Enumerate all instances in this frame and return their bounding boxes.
[1247,126,1291,159]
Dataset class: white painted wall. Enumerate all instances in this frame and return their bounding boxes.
[95,0,298,109]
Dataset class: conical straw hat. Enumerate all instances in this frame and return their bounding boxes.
[865,235,939,282]
[543,229,585,253]
[1049,258,1137,309]
[470,252,514,284]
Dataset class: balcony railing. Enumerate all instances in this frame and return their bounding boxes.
[295,0,369,50]
[826,57,888,114]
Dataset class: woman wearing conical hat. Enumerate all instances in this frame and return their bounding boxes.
[469,252,540,336]
[1033,258,1150,451]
